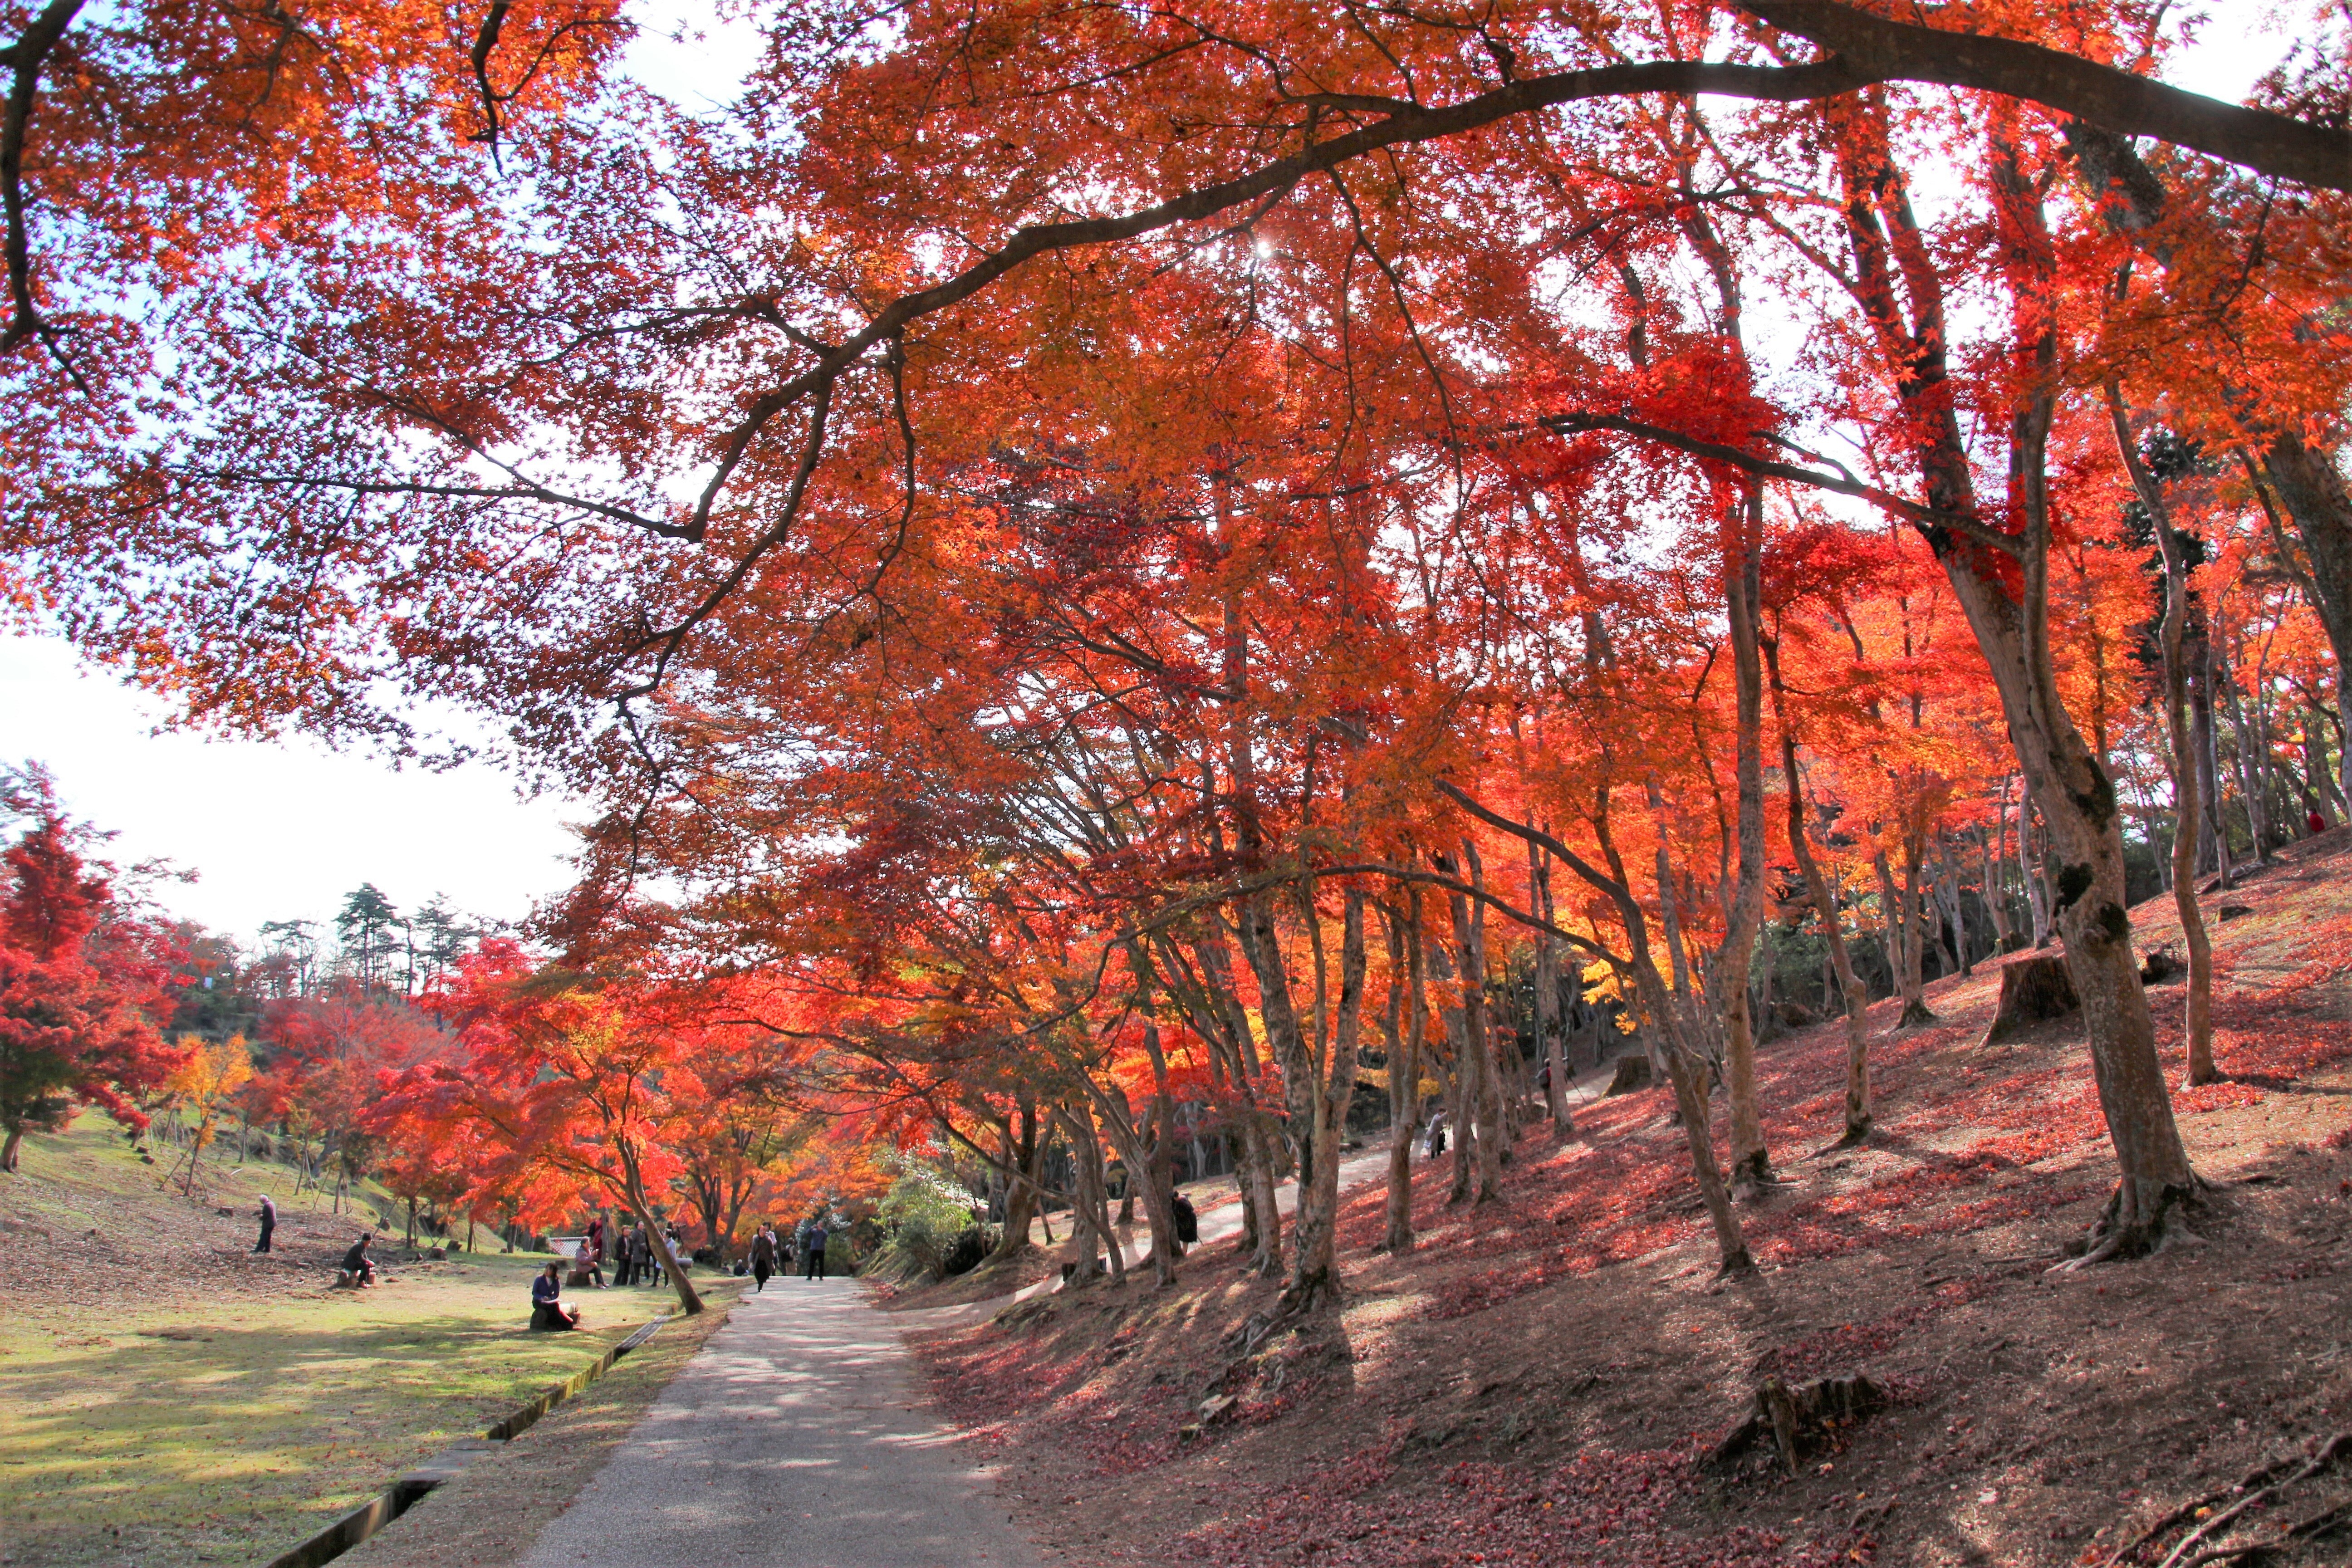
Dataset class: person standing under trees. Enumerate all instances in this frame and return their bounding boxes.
[803,1216,829,1281]
[1169,1192,1198,1258]
[254,1193,274,1254]
[750,1225,776,1292]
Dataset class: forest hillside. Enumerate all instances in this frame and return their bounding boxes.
[906,828,2352,1568]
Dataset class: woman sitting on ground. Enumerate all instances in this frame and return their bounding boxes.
[531,1263,581,1330]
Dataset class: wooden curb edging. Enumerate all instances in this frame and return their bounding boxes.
[260,1313,673,1568]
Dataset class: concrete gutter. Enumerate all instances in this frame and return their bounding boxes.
[260,1313,673,1568]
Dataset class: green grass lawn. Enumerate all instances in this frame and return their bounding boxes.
[0,1119,737,1567]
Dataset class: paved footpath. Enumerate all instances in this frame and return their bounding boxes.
[517,1144,1427,1563]
[515,1282,1040,1568]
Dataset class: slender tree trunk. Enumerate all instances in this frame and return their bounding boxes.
[1426,915,1479,1205]
[2308,699,2347,822]
[1770,650,1877,1142]
[2019,788,2054,945]
[1985,789,2016,952]
[1381,891,1427,1253]
[2215,635,2272,864]
[2108,386,2218,1085]
[1436,784,1754,1274]
[1717,491,1773,1186]
[1193,932,1286,1276]
[1282,887,1367,1311]
[2195,640,2230,883]
[1529,842,1573,1134]
[1460,848,1505,1203]
[1890,836,1936,1025]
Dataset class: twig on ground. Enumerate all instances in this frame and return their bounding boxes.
[2148,1429,2352,1568]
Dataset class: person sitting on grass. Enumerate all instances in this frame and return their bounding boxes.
[340,1233,378,1287]
[531,1263,582,1330]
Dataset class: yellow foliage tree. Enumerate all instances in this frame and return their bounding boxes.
[164,1035,252,1197]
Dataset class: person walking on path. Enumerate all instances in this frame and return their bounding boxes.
[750,1225,777,1291]
[1169,1191,1197,1257]
[254,1193,276,1254]
[803,1217,829,1281]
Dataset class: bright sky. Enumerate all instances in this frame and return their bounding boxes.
[0,3,2308,947]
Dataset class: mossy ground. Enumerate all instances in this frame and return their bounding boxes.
[0,1117,727,1567]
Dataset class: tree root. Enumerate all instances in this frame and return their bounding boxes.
[1897,999,1940,1029]
[1275,1269,1341,1318]
[2048,1176,2210,1274]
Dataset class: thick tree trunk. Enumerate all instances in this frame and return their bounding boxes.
[622,1171,704,1316]
[989,1103,1045,1260]
[1828,114,2198,1261]
[2259,430,2352,733]
[1142,1095,1178,1286]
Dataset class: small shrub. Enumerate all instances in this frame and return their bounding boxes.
[877,1149,986,1279]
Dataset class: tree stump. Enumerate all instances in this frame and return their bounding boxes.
[1604,1054,1653,1096]
[1980,951,2079,1046]
[1710,1374,1886,1473]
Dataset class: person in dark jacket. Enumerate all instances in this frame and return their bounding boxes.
[750,1225,777,1291]
[340,1233,377,1286]
[255,1193,276,1254]
[531,1263,580,1329]
[1169,1192,1198,1256]
[803,1218,830,1280]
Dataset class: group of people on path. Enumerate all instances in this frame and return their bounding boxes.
[746,1216,833,1290]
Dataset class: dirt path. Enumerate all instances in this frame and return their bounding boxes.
[510,1282,1043,1568]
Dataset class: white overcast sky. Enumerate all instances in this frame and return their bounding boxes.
[0,3,2309,946]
